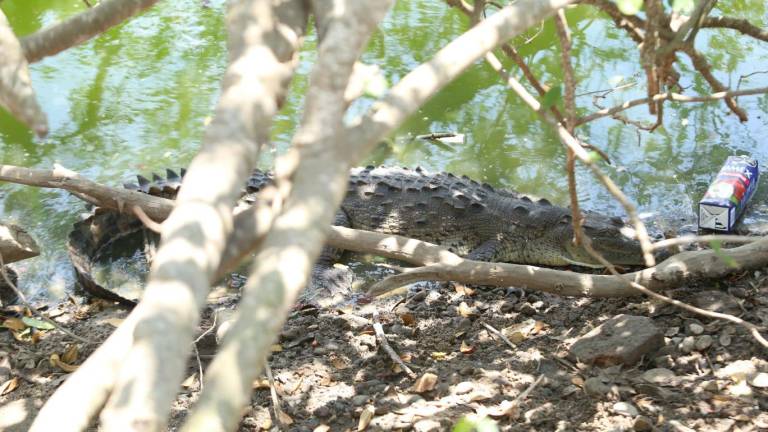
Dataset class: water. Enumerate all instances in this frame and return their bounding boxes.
[1,0,766,300]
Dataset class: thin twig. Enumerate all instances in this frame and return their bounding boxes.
[575,86,768,126]
[652,234,759,251]
[373,310,416,379]
[480,321,517,350]
[0,254,94,344]
[264,361,289,429]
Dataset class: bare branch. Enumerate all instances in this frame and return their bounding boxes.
[0,164,174,221]
[575,86,768,125]
[0,11,48,136]
[181,1,394,429]
[30,1,309,430]
[21,0,162,63]
[701,16,768,42]
[680,45,748,122]
[365,233,768,298]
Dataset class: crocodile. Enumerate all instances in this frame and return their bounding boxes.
[68,166,647,305]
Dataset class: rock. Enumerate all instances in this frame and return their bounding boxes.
[692,290,741,315]
[413,419,442,432]
[413,373,439,393]
[642,368,676,385]
[452,381,474,395]
[653,355,675,369]
[583,377,610,398]
[568,315,663,366]
[695,335,713,351]
[679,336,696,354]
[686,322,704,335]
[351,395,370,406]
[612,401,639,417]
[719,333,732,347]
[749,372,768,388]
[633,415,654,431]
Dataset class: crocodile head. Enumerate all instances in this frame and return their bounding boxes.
[556,211,646,268]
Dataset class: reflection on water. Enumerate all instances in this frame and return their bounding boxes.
[0,0,766,300]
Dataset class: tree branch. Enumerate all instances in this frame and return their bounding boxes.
[0,11,48,136]
[20,0,162,63]
[29,1,309,430]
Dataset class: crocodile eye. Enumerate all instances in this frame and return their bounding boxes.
[610,216,624,226]
[559,215,572,224]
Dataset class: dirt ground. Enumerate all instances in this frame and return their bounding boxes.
[1,258,767,432]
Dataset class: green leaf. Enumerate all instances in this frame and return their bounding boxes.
[586,150,603,164]
[709,240,740,269]
[540,85,562,111]
[672,0,694,13]
[616,0,643,15]
[21,317,55,330]
[452,417,499,432]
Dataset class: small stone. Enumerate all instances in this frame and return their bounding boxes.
[500,301,516,313]
[413,419,442,432]
[729,286,748,298]
[642,368,676,385]
[719,333,732,347]
[413,373,439,393]
[612,401,639,417]
[583,377,610,398]
[664,326,680,337]
[749,372,768,388]
[679,336,696,354]
[653,355,675,369]
[452,381,474,395]
[687,322,704,335]
[459,366,474,376]
[516,302,537,316]
[695,335,713,351]
[568,315,663,366]
[700,380,720,392]
[633,415,654,431]
[351,395,370,406]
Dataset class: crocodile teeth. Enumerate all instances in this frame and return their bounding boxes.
[180,168,187,177]
[152,173,163,182]
[123,182,139,190]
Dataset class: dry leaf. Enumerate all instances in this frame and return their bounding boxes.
[398,312,416,327]
[62,344,79,364]
[270,344,283,352]
[103,317,124,328]
[0,377,19,395]
[2,318,25,331]
[329,354,350,370]
[277,410,294,426]
[413,372,438,393]
[181,373,198,389]
[358,404,375,431]
[252,377,270,389]
[457,302,477,318]
[460,340,475,354]
[486,399,520,418]
[49,354,78,373]
[430,352,447,361]
[454,283,475,296]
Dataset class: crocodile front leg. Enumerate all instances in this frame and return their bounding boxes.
[303,209,356,306]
